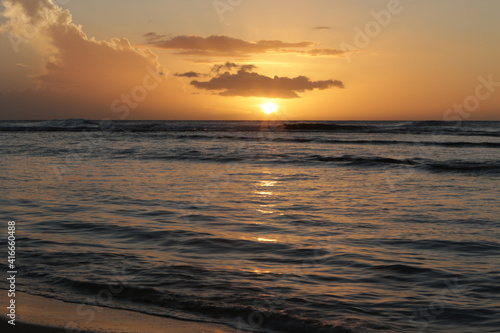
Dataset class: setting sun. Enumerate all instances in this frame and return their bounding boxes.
[261,102,279,114]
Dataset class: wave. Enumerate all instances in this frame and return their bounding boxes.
[281,121,500,137]
[0,119,266,132]
[279,123,367,131]
[1,120,499,137]
[2,137,498,161]
[2,253,381,332]
[317,139,500,148]
[402,120,448,128]
[310,155,500,174]
[12,280,381,333]
[309,154,418,166]
[175,134,500,148]
[125,149,500,175]
[0,118,101,131]
[424,161,500,174]
[382,238,500,255]
[38,118,100,128]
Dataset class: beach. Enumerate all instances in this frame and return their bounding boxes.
[1,290,244,333]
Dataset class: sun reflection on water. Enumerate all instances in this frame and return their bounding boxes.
[257,237,278,243]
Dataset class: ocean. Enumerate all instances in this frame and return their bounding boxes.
[1,120,499,333]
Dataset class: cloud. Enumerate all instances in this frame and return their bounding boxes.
[313,26,332,30]
[190,63,344,99]
[143,32,170,42]
[4,0,57,25]
[294,48,345,56]
[174,71,204,78]
[0,0,179,119]
[144,34,345,58]
[211,62,256,74]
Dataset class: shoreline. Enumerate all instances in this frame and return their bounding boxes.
[0,290,248,333]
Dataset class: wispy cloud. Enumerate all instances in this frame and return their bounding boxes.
[143,32,170,42]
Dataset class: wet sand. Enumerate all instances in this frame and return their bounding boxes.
[0,290,245,333]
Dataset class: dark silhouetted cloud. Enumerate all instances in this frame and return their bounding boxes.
[211,62,257,74]
[174,71,203,78]
[190,63,344,99]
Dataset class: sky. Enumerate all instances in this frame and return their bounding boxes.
[0,0,499,120]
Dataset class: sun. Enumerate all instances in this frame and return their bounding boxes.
[261,102,279,114]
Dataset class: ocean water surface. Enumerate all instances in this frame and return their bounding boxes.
[1,120,499,332]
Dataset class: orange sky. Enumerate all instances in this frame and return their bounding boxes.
[0,0,499,120]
